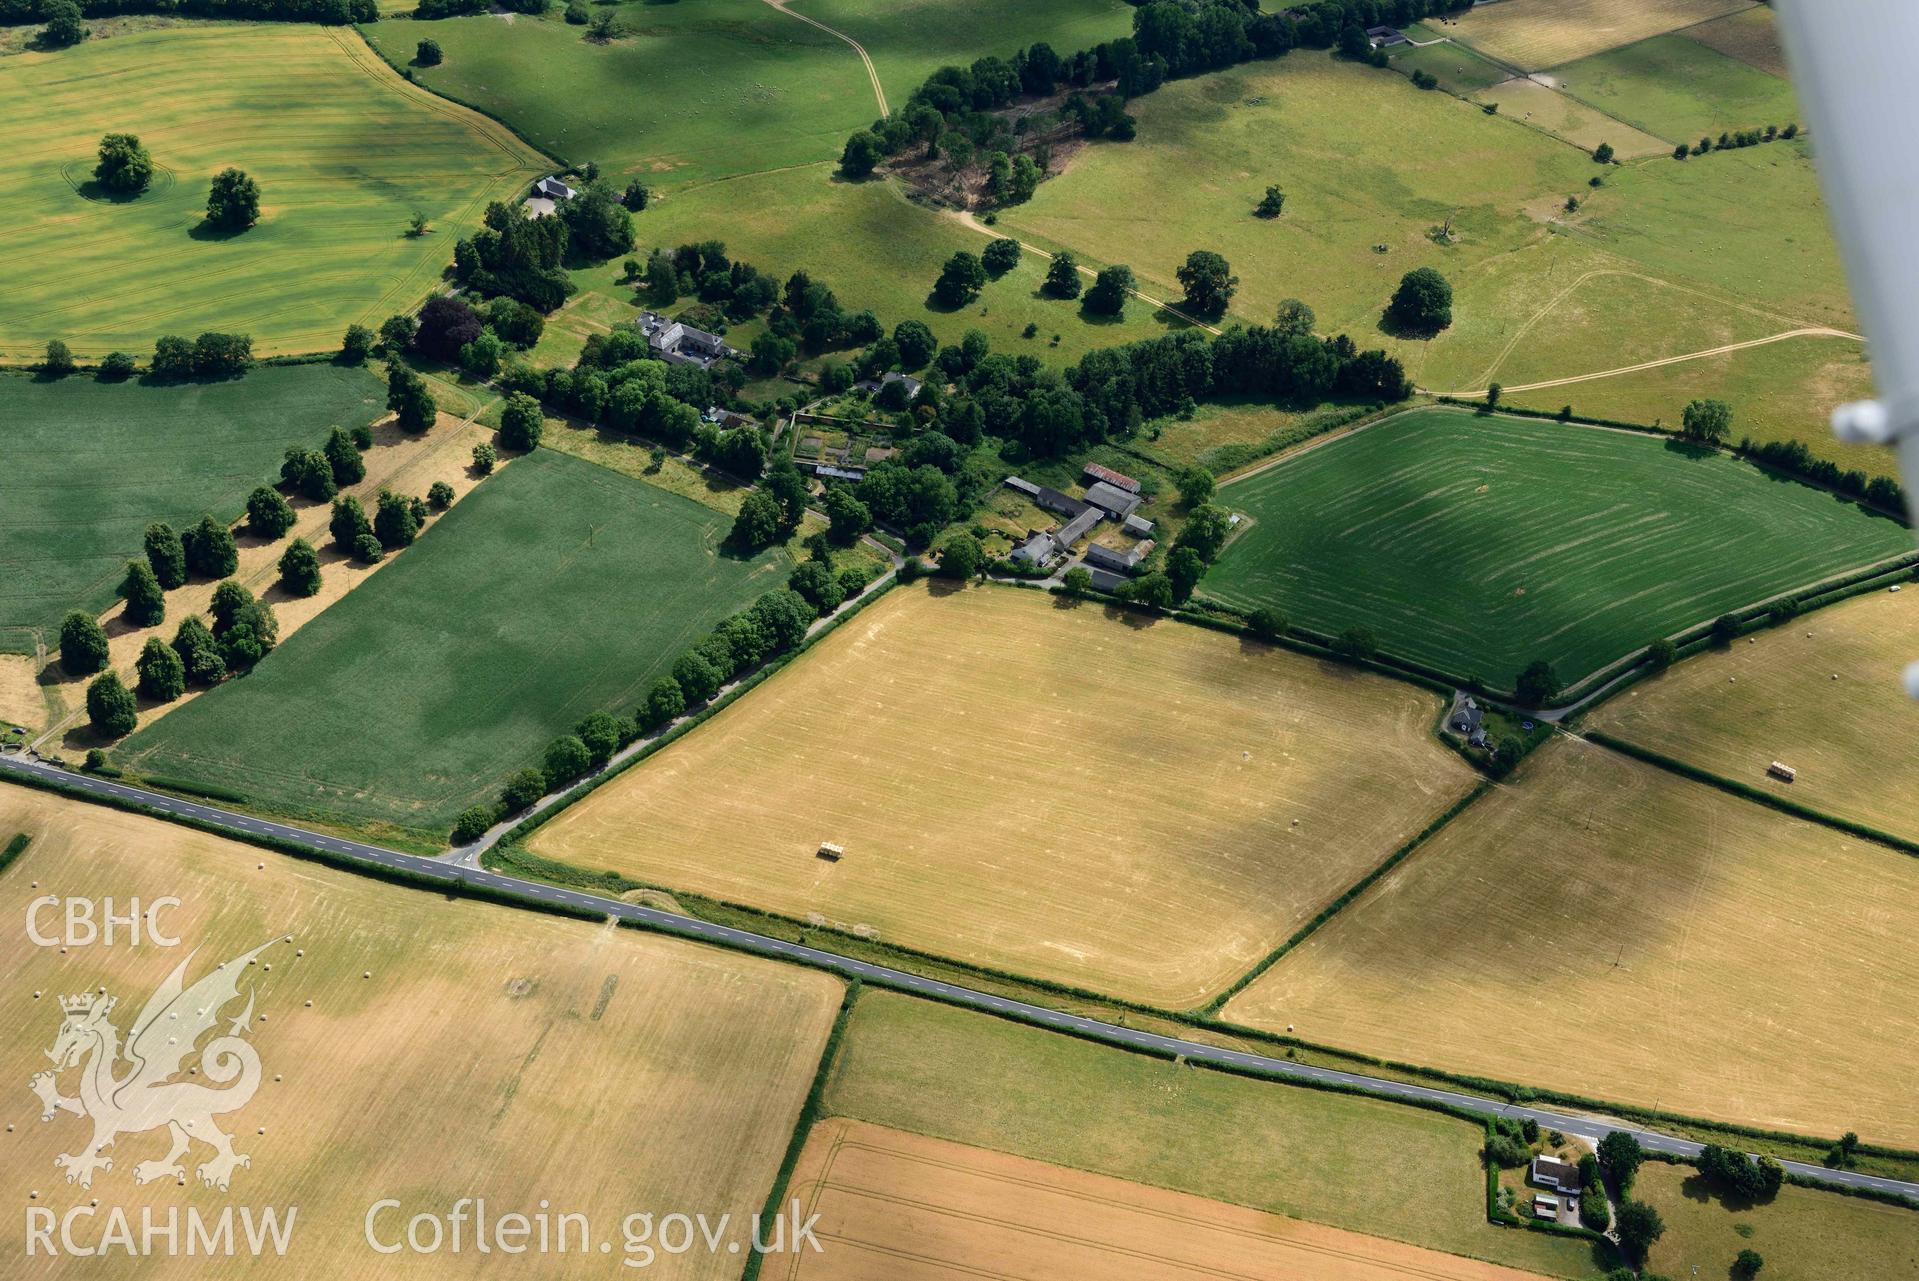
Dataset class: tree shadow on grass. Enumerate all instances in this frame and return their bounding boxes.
[1100,601,1158,631]
[187,220,254,243]
[72,180,149,205]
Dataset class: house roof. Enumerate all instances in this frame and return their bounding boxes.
[1530,1156,1582,1190]
[535,176,577,200]
[1010,533,1056,563]
[815,464,865,481]
[1083,462,1141,494]
[1083,565,1128,593]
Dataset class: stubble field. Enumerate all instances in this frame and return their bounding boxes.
[1223,738,1919,1145]
[1590,587,1919,843]
[0,24,544,359]
[530,582,1479,1008]
[778,1118,1562,1281]
[1444,0,1754,72]
[0,786,842,1280]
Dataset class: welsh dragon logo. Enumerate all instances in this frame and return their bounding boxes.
[29,939,283,1192]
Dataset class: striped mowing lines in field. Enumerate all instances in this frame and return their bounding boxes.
[0,25,544,360]
[1203,409,1911,692]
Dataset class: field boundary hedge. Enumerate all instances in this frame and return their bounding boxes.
[0,832,28,876]
[1198,781,1492,1013]
[1583,731,1919,858]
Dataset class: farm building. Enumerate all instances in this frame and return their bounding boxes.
[1032,486,1093,520]
[1082,565,1129,593]
[1083,481,1143,521]
[702,407,758,431]
[814,464,865,482]
[1448,695,1485,747]
[1084,542,1149,575]
[637,311,736,369]
[1367,25,1407,47]
[1004,476,1041,498]
[1083,462,1141,494]
[1123,513,1155,538]
[1528,1155,1583,1195]
[1055,506,1102,549]
[534,175,577,201]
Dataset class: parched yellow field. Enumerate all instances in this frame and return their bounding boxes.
[1470,79,1670,157]
[531,583,1479,1008]
[1590,587,1919,844]
[0,786,842,1279]
[1225,738,1919,1144]
[778,1119,1556,1281]
[1449,0,1754,71]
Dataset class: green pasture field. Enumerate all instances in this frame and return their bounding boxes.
[0,366,383,655]
[996,56,1593,340]
[790,0,1135,109]
[823,991,1602,1279]
[633,166,1179,364]
[1202,407,1911,690]
[1504,331,1881,475]
[361,0,873,185]
[1388,37,1513,95]
[1550,34,1800,143]
[117,448,792,836]
[1636,1159,1919,1281]
[0,24,544,361]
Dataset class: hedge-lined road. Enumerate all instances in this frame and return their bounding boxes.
[2,750,1914,1204]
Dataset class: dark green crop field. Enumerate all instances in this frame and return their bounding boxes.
[1203,408,1911,691]
[0,366,383,654]
[118,448,792,835]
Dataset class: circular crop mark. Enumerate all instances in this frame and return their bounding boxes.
[61,157,176,202]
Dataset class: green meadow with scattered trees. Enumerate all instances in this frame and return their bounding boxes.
[117,449,792,835]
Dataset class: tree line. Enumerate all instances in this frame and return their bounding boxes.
[838,0,1472,184]
[0,0,374,27]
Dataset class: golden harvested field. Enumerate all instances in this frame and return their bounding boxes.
[1225,738,1919,1144]
[1470,79,1670,157]
[0,786,841,1279]
[531,583,1478,1008]
[777,1119,1556,1281]
[1449,0,1754,71]
[35,410,496,754]
[1590,587,1919,844]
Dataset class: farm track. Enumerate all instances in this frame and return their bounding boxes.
[2,749,1916,1205]
[1433,325,1864,399]
[762,0,890,117]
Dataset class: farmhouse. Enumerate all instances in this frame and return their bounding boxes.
[855,371,924,401]
[534,175,577,201]
[637,311,737,369]
[1083,481,1143,521]
[1366,25,1407,48]
[1010,532,1058,567]
[1083,462,1141,494]
[1528,1155,1583,1195]
[1448,695,1487,748]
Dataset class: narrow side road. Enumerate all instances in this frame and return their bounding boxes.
[2,753,1913,1206]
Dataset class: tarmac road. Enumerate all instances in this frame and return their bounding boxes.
[3,751,1914,1204]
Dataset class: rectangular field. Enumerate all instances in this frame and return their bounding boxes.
[1550,34,1800,142]
[530,583,1478,1008]
[118,448,792,836]
[1469,78,1670,157]
[0,24,544,359]
[1223,738,1919,1145]
[1447,0,1755,71]
[1203,408,1911,692]
[780,1119,1559,1281]
[1590,587,1919,843]
[819,992,1599,1278]
[1683,4,1789,77]
[0,367,384,654]
[0,785,842,1280]
[362,1,873,185]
